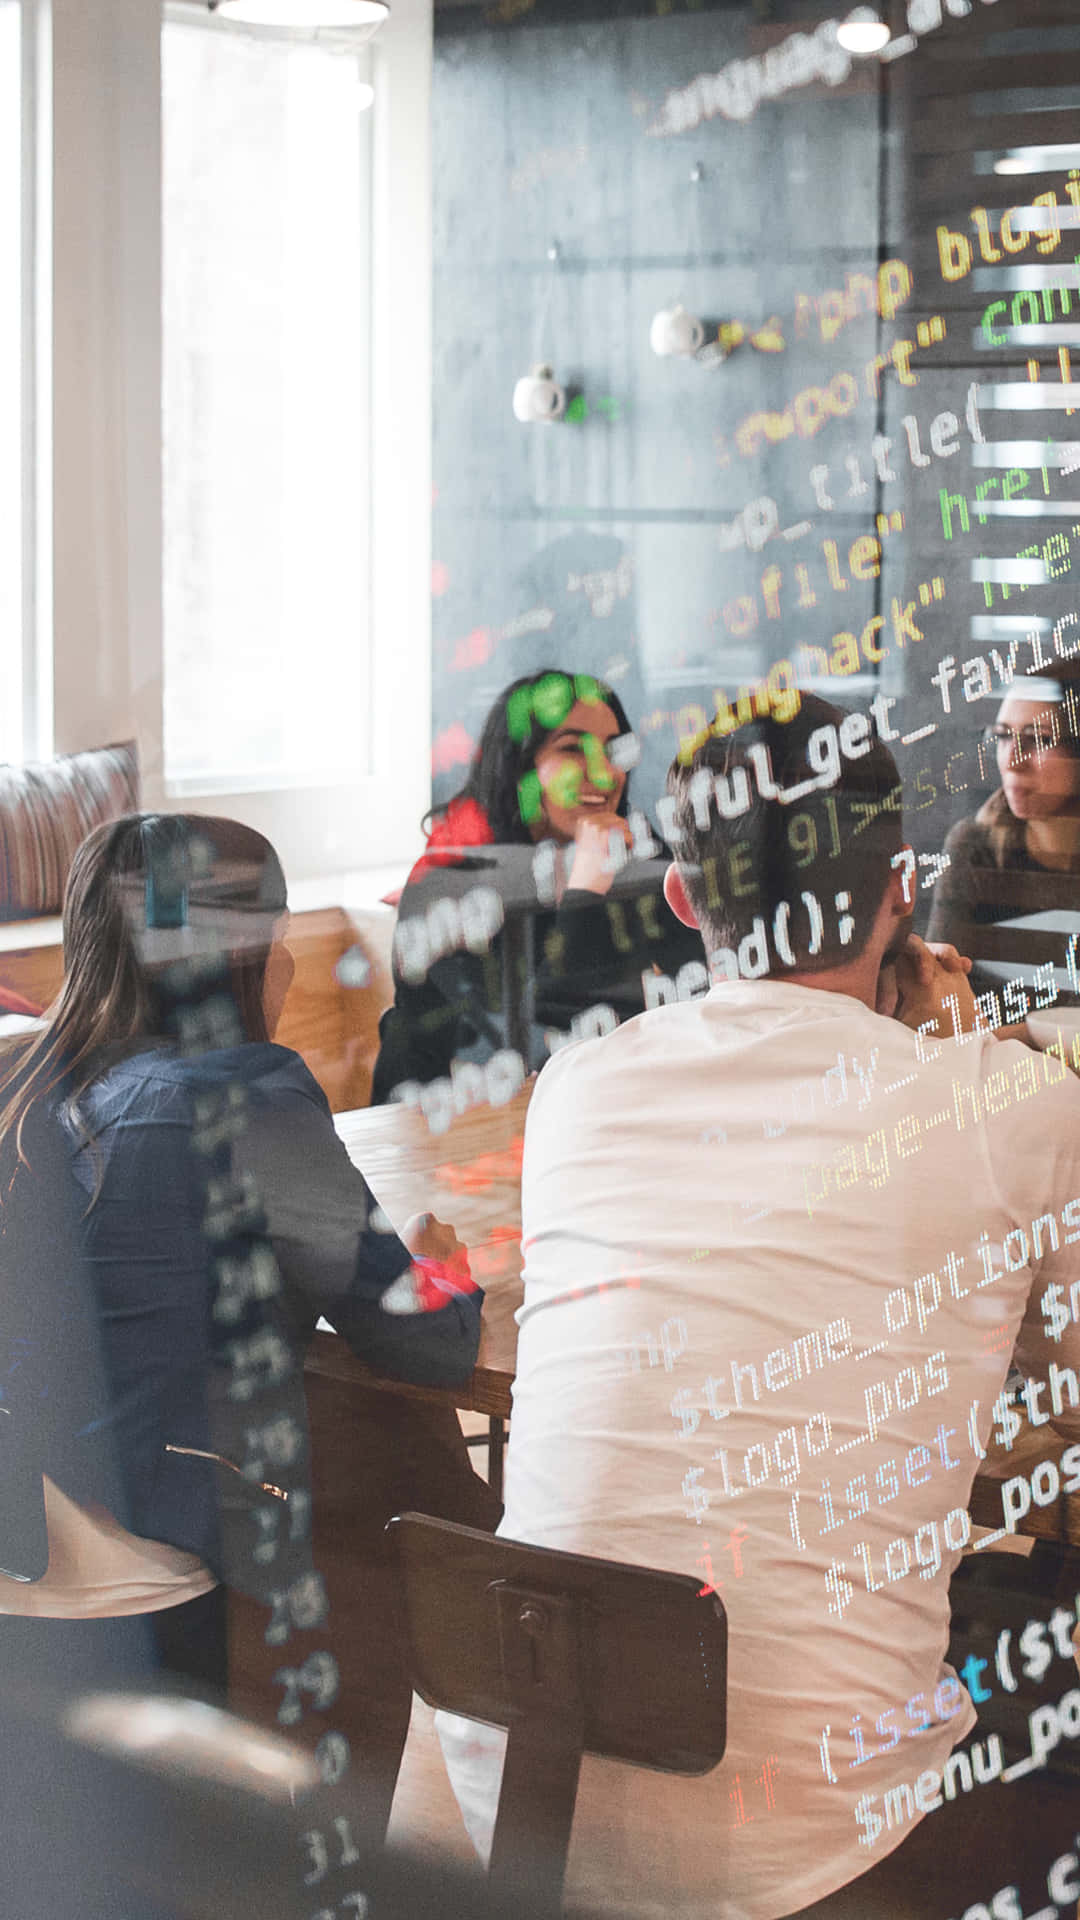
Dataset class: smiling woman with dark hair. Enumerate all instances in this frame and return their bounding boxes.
[423,666,634,849]
[371,668,701,1103]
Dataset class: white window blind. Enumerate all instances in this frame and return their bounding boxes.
[162,13,374,793]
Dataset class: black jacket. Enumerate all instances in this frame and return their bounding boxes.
[371,853,704,1103]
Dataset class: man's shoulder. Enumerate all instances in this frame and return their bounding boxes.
[535,1000,706,1088]
[975,1028,1080,1114]
[933,1029,1080,1203]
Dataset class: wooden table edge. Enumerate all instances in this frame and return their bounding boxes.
[304,1329,514,1421]
[303,1348,1080,1546]
[969,1471,1080,1547]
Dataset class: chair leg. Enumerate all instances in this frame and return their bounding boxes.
[488,1417,505,1503]
[487,1716,582,1919]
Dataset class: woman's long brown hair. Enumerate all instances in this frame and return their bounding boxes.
[0,813,288,1178]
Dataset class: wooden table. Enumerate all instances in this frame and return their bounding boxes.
[0,898,399,1115]
[970,1425,1080,1549]
[315,1086,531,1497]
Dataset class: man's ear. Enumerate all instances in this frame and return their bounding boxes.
[663,862,700,929]
[889,844,917,914]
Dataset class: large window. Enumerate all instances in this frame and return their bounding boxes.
[162,12,374,794]
[0,0,21,766]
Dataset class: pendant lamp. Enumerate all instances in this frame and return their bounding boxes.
[208,0,388,31]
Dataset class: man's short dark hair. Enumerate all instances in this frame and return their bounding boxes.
[665,695,903,978]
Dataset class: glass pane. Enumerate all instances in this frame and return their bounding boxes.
[162,17,372,790]
[0,0,21,766]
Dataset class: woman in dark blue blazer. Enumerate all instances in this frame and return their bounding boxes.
[0,814,495,1740]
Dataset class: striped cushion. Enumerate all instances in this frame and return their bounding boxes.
[0,742,140,919]
[0,985,43,1016]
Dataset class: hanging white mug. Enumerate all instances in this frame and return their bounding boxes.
[512,364,567,424]
[650,304,706,358]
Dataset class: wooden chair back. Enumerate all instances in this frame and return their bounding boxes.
[387,1512,728,1917]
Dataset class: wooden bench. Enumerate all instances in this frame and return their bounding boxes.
[0,890,399,1114]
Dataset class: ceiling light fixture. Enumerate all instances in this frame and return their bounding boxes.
[836,7,891,54]
[208,0,388,30]
[994,154,1037,176]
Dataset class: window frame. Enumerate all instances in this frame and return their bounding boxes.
[22,0,47,764]
[0,0,44,767]
[160,5,376,801]
[42,0,432,882]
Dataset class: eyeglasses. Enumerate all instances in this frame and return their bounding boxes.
[982,722,1069,757]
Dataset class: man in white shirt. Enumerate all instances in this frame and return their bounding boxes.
[437,696,1080,1919]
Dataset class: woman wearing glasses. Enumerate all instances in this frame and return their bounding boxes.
[926,660,1080,1002]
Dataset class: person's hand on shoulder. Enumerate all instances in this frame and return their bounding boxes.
[884,934,978,1038]
[563,814,633,897]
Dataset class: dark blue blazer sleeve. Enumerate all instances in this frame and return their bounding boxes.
[238,1064,483,1389]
